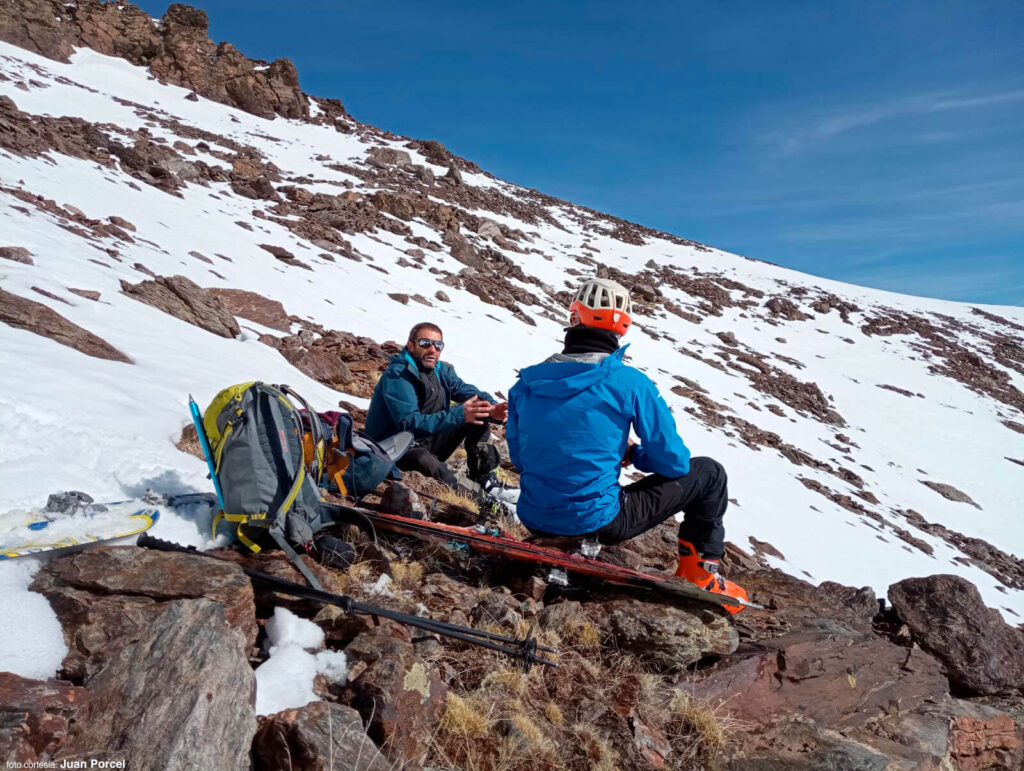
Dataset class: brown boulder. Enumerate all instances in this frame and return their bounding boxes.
[120,274,240,338]
[252,701,390,771]
[31,547,257,680]
[344,628,447,764]
[0,245,33,264]
[367,146,412,168]
[0,672,87,762]
[604,597,738,670]
[206,287,291,332]
[0,287,132,363]
[57,598,256,770]
[888,574,1024,696]
[919,480,981,509]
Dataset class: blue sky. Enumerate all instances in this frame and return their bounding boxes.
[136,1,1024,306]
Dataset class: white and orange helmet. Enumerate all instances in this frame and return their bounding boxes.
[569,278,632,336]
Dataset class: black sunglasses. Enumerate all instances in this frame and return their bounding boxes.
[415,338,445,351]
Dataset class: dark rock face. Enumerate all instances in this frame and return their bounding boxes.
[0,0,312,120]
[888,575,1024,696]
[0,673,87,762]
[252,702,390,771]
[56,598,256,770]
[0,287,132,363]
[31,547,258,681]
[120,274,240,338]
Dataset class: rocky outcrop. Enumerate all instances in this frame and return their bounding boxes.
[120,275,240,338]
[0,245,33,263]
[0,287,132,363]
[57,598,256,770]
[0,1,312,120]
[31,547,258,681]
[0,673,87,762]
[888,575,1024,696]
[344,628,447,765]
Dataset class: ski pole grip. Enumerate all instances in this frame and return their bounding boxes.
[137,532,200,554]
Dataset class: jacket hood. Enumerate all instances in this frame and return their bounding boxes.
[517,346,629,398]
[388,351,438,374]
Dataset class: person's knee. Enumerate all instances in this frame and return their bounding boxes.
[692,456,727,489]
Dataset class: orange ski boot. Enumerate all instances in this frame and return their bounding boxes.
[674,539,749,614]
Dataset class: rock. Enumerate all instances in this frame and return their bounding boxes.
[0,287,132,363]
[345,628,447,764]
[694,632,948,733]
[723,714,893,769]
[0,672,87,762]
[371,191,418,220]
[765,296,811,321]
[206,288,291,332]
[388,292,409,305]
[413,164,434,185]
[107,215,136,232]
[716,330,738,346]
[0,245,33,264]
[919,480,981,509]
[57,598,256,770]
[120,275,239,338]
[367,146,412,168]
[68,288,101,301]
[259,243,296,260]
[605,597,738,670]
[31,547,258,680]
[443,163,463,185]
[633,283,658,302]
[948,713,1023,771]
[379,482,426,519]
[252,701,390,771]
[435,290,450,302]
[476,218,502,240]
[888,575,1024,696]
[449,238,483,268]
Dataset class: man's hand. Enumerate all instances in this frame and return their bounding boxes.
[462,395,493,425]
[621,437,638,467]
[489,401,509,422]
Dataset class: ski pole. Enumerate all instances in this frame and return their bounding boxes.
[136,532,558,670]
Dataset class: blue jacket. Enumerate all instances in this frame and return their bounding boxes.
[364,351,495,441]
[507,346,691,535]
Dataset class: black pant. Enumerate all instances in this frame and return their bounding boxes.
[594,457,729,558]
[397,423,499,491]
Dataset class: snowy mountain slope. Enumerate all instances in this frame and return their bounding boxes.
[0,27,1022,649]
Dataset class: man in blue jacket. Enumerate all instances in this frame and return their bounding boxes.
[366,322,510,499]
[507,278,747,612]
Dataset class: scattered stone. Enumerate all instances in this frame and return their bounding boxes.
[388,292,409,305]
[68,288,101,301]
[108,216,136,231]
[604,598,738,670]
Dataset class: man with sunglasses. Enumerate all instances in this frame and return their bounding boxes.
[365,322,512,504]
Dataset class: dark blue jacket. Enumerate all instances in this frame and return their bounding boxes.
[507,346,691,535]
[364,351,495,441]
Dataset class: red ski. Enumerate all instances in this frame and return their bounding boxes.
[322,502,762,612]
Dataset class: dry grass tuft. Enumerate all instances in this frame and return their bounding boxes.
[436,486,479,513]
[390,560,424,590]
[666,689,735,767]
[544,702,564,725]
[440,693,490,739]
[570,723,620,771]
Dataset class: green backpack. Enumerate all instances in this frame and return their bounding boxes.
[203,382,329,588]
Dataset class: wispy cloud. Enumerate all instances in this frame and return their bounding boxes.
[771,86,1024,155]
